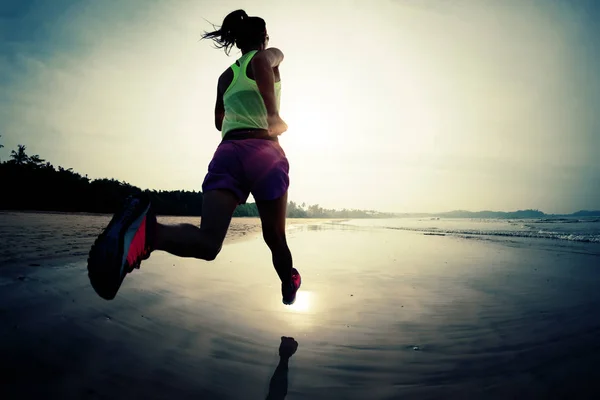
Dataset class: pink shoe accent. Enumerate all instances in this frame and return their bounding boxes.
[126,217,149,268]
[291,269,301,290]
[282,268,302,305]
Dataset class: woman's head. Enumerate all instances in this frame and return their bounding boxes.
[202,10,268,55]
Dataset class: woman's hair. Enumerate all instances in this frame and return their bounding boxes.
[202,10,267,55]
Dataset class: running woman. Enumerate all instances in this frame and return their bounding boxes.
[87,9,301,305]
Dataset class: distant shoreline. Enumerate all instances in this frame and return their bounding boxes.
[0,209,351,221]
[1,209,599,219]
[391,211,600,219]
[0,210,341,219]
[1,149,597,219]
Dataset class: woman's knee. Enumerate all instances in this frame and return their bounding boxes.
[202,240,223,261]
[263,230,287,250]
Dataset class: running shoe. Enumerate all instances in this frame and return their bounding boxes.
[282,268,301,305]
[87,193,156,300]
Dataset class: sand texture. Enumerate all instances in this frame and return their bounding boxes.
[1,214,600,399]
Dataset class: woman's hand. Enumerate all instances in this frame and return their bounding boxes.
[268,114,288,136]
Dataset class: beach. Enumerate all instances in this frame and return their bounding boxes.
[0,212,327,268]
[1,213,600,399]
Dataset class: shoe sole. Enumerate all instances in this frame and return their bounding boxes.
[87,196,150,300]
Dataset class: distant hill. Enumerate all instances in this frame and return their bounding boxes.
[436,209,546,219]
[393,209,600,219]
[567,210,600,217]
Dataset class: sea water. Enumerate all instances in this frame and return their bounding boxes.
[341,217,600,244]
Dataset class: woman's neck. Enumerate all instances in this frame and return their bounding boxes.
[241,46,264,55]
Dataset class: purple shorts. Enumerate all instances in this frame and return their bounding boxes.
[202,138,290,204]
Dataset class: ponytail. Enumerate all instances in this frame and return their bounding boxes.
[202,10,267,55]
[201,9,249,55]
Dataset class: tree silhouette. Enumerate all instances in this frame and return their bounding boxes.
[28,154,46,167]
[0,143,397,217]
[10,144,29,165]
[0,134,4,149]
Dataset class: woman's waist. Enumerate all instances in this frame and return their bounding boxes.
[222,128,278,142]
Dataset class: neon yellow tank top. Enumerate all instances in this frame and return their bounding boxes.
[221,50,282,137]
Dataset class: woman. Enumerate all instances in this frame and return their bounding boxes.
[87,9,301,305]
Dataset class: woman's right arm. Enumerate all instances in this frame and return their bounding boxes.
[251,48,287,135]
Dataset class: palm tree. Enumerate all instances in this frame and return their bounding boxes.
[10,144,29,165]
[28,154,46,167]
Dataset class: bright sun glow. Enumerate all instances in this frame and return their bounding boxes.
[286,291,312,313]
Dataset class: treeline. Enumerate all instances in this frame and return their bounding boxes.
[0,143,392,218]
[286,201,388,219]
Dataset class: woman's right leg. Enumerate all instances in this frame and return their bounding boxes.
[257,191,301,305]
[154,189,239,260]
[256,191,293,284]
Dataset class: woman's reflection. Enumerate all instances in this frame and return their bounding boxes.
[266,336,298,400]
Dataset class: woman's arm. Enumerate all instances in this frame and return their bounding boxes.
[251,48,284,116]
[214,69,233,131]
[251,48,288,135]
[214,88,225,131]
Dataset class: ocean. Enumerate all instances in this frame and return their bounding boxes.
[341,217,600,244]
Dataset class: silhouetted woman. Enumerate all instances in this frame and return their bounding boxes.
[87,9,301,305]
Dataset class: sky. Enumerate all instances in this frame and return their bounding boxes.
[1,0,599,214]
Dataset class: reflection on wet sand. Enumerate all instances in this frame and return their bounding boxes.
[2,215,600,398]
[290,222,368,233]
[266,337,298,400]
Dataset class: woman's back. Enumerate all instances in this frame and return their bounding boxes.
[221,50,282,137]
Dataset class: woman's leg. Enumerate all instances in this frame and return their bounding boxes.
[256,192,293,284]
[257,191,301,305]
[87,190,239,300]
[154,189,239,260]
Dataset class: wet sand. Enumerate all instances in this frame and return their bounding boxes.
[0,211,328,267]
[1,217,600,399]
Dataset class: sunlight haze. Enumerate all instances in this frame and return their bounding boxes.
[1,0,599,213]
